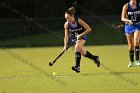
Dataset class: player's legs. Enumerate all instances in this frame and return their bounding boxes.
[125,24,140,67]
[72,39,100,72]
[134,30,140,66]
[75,39,100,67]
[72,39,85,73]
[126,33,134,67]
[75,39,86,54]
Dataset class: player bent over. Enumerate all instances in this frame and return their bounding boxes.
[63,7,100,73]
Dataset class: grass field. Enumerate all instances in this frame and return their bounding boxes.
[0,45,140,93]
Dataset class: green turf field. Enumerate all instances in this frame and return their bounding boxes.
[0,45,140,93]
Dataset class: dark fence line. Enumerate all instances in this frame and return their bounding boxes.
[0,16,126,48]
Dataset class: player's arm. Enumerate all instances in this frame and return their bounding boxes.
[63,21,69,51]
[78,18,91,40]
[121,3,133,24]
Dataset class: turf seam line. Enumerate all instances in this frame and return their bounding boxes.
[101,63,138,87]
[2,48,68,87]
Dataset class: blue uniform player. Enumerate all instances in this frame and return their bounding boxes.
[68,17,86,44]
[63,7,100,73]
[121,0,140,67]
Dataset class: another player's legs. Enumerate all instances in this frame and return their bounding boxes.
[126,34,134,67]
[134,31,140,66]
[128,50,134,67]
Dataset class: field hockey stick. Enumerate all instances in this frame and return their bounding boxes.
[49,42,73,66]
[112,23,124,30]
[112,22,140,30]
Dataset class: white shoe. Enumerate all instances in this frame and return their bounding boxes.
[128,62,134,67]
[135,60,140,66]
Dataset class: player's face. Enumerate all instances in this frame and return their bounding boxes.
[65,14,74,22]
[130,0,136,2]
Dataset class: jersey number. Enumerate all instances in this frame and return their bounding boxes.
[131,15,137,21]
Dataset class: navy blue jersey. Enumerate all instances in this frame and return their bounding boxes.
[68,18,85,38]
[68,17,86,44]
[127,2,140,23]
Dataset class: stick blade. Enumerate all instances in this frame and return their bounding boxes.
[49,62,53,66]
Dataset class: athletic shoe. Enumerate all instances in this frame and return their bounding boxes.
[72,66,80,73]
[94,56,100,67]
[135,60,140,66]
[128,62,134,67]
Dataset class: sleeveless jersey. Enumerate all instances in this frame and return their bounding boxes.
[127,2,140,23]
[68,18,85,39]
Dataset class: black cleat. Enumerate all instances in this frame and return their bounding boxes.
[94,56,100,67]
[72,66,80,73]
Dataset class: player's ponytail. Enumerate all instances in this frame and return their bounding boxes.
[65,7,75,16]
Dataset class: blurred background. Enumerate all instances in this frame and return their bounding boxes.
[0,0,129,47]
